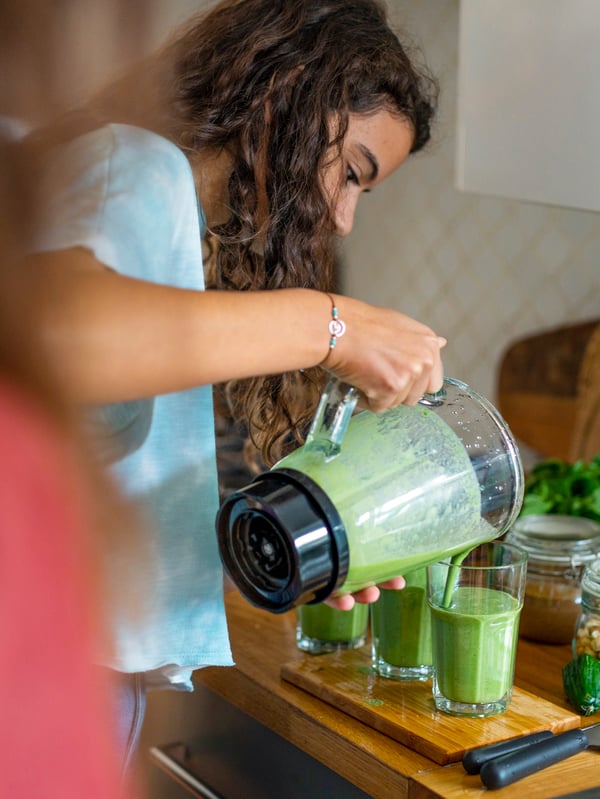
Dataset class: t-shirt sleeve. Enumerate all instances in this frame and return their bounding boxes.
[33,124,200,285]
[31,125,204,463]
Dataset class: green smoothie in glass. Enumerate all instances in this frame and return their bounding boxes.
[427,542,527,716]
[371,567,432,680]
[431,586,521,705]
[296,602,369,654]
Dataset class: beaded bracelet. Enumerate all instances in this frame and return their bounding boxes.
[325,293,346,351]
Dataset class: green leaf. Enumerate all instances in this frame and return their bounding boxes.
[521,455,600,522]
[521,495,552,515]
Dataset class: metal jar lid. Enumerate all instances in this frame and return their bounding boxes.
[506,514,600,566]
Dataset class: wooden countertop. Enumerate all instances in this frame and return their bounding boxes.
[185,590,600,799]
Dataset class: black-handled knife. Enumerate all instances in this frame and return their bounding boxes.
[462,730,555,774]
[480,723,600,790]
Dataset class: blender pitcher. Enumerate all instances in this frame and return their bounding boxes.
[216,377,524,612]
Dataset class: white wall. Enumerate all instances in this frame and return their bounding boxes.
[147,0,213,46]
[341,0,599,405]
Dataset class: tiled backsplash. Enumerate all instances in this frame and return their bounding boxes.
[341,0,599,407]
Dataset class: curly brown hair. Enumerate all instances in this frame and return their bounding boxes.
[158,0,439,464]
[82,0,438,465]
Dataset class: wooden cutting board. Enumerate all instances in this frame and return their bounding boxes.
[281,648,580,765]
[497,320,598,461]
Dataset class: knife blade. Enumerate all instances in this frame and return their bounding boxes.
[462,729,555,774]
[480,723,600,790]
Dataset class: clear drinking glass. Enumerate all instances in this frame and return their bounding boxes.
[427,542,527,717]
[371,567,432,681]
[296,602,369,655]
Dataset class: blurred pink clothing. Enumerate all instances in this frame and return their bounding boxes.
[0,378,134,798]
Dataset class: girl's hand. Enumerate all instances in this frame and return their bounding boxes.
[324,295,446,412]
[324,576,406,610]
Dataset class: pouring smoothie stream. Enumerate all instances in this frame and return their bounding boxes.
[217,378,524,612]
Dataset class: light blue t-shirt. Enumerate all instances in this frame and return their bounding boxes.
[34,124,234,689]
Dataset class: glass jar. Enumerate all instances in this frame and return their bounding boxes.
[506,514,600,644]
[574,558,600,659]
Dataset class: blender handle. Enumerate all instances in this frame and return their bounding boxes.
[305,378,448,456]
[305,379,359,456]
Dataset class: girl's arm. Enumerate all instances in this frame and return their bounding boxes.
[24,247,445,409]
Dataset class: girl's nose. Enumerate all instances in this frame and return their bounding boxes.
[334,194,359,237]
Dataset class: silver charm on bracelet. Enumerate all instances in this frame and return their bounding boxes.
[327,294,346,350]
